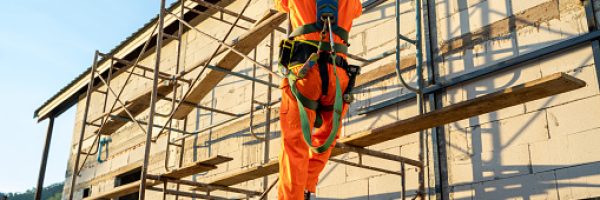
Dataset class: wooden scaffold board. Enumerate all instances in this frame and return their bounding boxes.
[83,155,232,200]
[194,73,586,188]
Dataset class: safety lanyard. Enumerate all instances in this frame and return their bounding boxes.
[288,17,344,153]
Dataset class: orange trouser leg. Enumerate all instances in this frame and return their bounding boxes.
[305,103,349,192]
[278,64,322,200]
[305,64,350,193]
[278,63,350,199]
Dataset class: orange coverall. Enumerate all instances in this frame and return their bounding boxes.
[275,0,362,198]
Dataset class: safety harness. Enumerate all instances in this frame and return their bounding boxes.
[289,0,351,46]
[278,1,360,153]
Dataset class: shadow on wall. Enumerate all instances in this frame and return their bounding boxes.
[314,161,600,199]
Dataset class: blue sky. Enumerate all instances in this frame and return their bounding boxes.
[0,0,174,192]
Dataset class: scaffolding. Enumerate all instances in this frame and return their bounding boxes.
[32,0,600,199]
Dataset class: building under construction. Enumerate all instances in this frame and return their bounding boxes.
[32,0,600,199]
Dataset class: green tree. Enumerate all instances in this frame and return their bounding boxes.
[2,182,63,200]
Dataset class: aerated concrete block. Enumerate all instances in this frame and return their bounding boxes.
[476,111,549,153]
[555,162,600,200]
[368,174,403,199]
[472,171,559,200]
[317,158,348,188]
[467,0,510,33]
[511,0,553,15]
[567,128,600,165]
[481,144,532,180]
[529,135,572,173]
[345,147,401,182]
[449,62,540,129]
[450,184,474,200]
[544,95,600,137]
[448,154,476,185]
[317,179,369,199]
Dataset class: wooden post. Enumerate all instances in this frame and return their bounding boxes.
[34,116,55,200]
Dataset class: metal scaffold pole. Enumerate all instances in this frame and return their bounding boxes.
[139,0,166,198]
[34,116,55,200]
[395,0,426,198]
[68,51,99,200]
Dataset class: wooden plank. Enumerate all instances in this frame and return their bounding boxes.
[163,155,233,179]
[83,155,232,200]
[95,81,177,135]
[207,160,279,187]
[193,73,585,188]
[354,56,416,87]
[172,11,287,119]
[340,73,585,147]
[35,0,237,121]
[83,180,157,200]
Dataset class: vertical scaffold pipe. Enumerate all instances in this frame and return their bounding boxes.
[395,0,420,93]
[34,116,55,200]
[68,51,99,200]
[139,0,166,199]
[415,0,427,198]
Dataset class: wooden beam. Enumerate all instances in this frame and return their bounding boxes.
[204,159,279,187]
[163,155,232,179]
[83,180,153,200]
[192,73,585,188]
[94,81,177,135]
[354,56,416,87]
[340,73,585,147]
[83,155,232,200]
[34,0,234,121]
[172,11,287,119]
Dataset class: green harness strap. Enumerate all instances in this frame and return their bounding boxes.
[288,52,343,154]
[290,23,350,45]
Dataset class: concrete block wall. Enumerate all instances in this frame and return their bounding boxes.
[439,0,600,199]
[62,0,600,199]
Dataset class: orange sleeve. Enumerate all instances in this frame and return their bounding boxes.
[353,0,362,19]
[275,0,290,13]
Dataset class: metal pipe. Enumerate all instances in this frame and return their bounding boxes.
[259,177,279,200]
[174,117,187,200]
[92,23,159,137]
[165,0,186,172]
[394,0,421,93]
[152,0,254,141]
[401,161,406,200]
[173,2,187,197]
[262,31,275,199]
[207,65,279,88]
[415,0,427,198]
[158,95,239,116]
[102,60,114,119]
[68,51,99,200]
[183,6,252,30]
[249,49,266,141]
[94,68,148,134]
[148,187,229,200]
[360,30,600,115]
[172,99,281,142]
[170,12,281,78]
[335,143,423,167]
[75,133,101,176]
[190,0,257,23]
[97,52,190,84]
[139,0,166,198]
[147,174,262,196]
[583,0,600,92]
[34,116,54,200]
[330,158,403,176]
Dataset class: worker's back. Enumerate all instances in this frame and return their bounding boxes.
[275,0,362,44]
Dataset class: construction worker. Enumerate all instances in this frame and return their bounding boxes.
[274,0,362,198]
